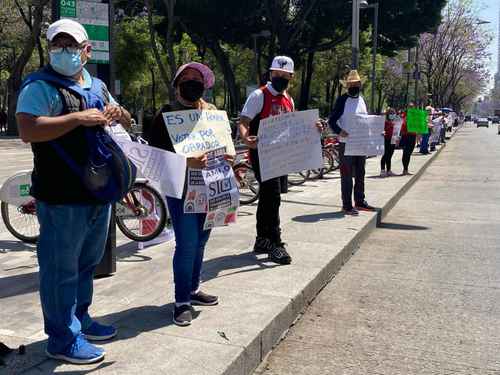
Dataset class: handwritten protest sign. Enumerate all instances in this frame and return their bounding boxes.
[107,124,186,199]
[163,110,236,157]
[201,148,239,230]
[342,114,385,156]
[429,118,442,144]
[183,147,239,229]
[391,118,403,145]
[407,108,429,134]
[257,109,322,182]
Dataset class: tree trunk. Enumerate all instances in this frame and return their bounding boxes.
[298,51,315,110]
[161,0,178,102]
[146,0,175,101]
[208,40,240,115]
[7,1,49,136]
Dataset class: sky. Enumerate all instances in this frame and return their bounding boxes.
[475,0,499,88]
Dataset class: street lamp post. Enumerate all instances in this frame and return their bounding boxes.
[251,30,271,85]
[360,2,379,113]
[351,0,362,69]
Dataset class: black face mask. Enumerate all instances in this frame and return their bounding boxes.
[271,76,290,92]
[179,80,204,102]
[348,87,360,97]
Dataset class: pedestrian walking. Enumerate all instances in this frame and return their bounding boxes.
[380,108,397,177]
[238,56,296,265]
[400,109,417,176]
[148,62,223,327]
[328,70,375,216]
[16,19,132,364]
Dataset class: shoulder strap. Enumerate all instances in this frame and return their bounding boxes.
[22,68,107,110]
[22,70,87,98]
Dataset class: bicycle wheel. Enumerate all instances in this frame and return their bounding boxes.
[116,183,167,242]
[329,147,341,171]
[288,171,309,186]
[235,164,260,205]
[1,201,39,243]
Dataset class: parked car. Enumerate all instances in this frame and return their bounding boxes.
[476,118,489,128]
[492,116,500,124]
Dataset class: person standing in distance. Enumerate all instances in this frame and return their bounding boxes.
[328,70,375,216]
[16,19,131,364]
[238,56,296,265]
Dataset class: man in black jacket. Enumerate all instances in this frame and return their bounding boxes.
[328,70,375,216]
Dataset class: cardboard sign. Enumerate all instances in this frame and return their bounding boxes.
[342,114,385,156]
[257,110,322,182]
[163,110,236,157]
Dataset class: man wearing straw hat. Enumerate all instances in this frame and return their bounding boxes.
[328,70,375,216]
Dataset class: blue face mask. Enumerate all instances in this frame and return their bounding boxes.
[49,50,84,77]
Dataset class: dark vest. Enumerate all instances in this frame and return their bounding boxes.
[28,68,110,204]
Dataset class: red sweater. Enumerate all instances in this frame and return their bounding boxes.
[384,120,394,139]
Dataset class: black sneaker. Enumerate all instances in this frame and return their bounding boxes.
[343,207,359,216]
[355,201,376,211]
[269,243,292,265]
[254,237,275,254]
[191,291,219,306]
[173,305,192,327]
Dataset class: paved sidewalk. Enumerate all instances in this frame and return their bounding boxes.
[0,130,452,374]
[255,123,500,375]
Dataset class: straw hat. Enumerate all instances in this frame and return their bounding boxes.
[341,70,365,86]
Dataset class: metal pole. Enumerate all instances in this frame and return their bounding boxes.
[414,44,419,105]
[352,0,360,69]
[405,49,411,106]
[370,3,378,113]
[95,0,116,277]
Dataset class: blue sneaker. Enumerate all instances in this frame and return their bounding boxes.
[83,321,117,341]
[46,334,105,365]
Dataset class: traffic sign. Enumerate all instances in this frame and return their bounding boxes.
[59,0,110,64]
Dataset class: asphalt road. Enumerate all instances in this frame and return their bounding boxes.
[255,122,500,375]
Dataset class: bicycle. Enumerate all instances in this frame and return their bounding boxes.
[308,134,341,180]
[0,171,168,244]
[233,148,260,205]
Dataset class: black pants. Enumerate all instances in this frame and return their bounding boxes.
[401,134,417,171]
[251,149,286,243]
[339,143,366,210]
[381,138,395,171]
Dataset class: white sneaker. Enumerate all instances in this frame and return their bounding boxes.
[380,171,387,178]
[386,171,396,177]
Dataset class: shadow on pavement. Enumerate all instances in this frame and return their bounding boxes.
[0,240,36,253]
[378,222,429,231]
[0,271,39,299]
[282,199,340,208]
[292,211,345,223]
[201,251,279,282]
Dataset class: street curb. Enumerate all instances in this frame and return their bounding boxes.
[235,133,454,375]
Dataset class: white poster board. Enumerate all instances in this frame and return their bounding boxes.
[163,110,236,157]
[257,109,322,182]
[391,118,403,145]
[342,114,385,156]
[107,124,186,199]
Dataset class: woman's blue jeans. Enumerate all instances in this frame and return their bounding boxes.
[166,197,211,304]
[36,202,111,353]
